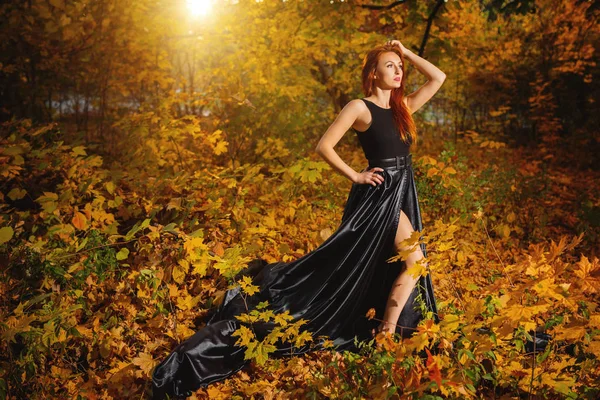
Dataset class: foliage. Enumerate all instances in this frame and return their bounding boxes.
[0,0,598,397]
[0,116,599,398]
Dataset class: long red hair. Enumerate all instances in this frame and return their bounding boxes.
[361,44,417,147]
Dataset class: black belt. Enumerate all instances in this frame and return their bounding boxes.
[368,154,412,170]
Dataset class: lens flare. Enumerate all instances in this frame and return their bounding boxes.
[186,0,211,17]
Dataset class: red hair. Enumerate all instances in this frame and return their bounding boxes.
[361,44,417,147]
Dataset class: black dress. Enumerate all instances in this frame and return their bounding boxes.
[151,98,440,399]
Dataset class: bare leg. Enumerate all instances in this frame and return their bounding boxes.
[374,209,425,335]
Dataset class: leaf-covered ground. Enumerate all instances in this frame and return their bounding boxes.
[1,120,599,399]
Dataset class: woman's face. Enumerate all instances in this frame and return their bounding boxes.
[375,52,403,88]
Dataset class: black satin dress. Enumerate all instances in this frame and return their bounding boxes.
[151,98,440,399]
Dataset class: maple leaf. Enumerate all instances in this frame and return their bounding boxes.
[273,310,294,326]
[405,332,429,352]
[425,348,442,388]
[246,341,277,365]
[213,140,228,155]
[574,255,600,293]
[439,313,461,334]
[239,275,260,296]
[231,325,255,347]
[294,330,313,348]
[131,352,157,378]
[175,292,200,311]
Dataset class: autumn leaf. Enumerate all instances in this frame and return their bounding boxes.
[7,188,26,200]
[293,330,313,348]
[0,226,14,245]
[172,259,189,284]
[116,248,129,261]
[132,352,157,378]
[365,308,376,320]
[71,145,87,156]
[425,348,442,388]
[245,340,277,365]
[239,275,260,296]
[72,211,88,230]
[231,325,255,348]
[213,140,229,155]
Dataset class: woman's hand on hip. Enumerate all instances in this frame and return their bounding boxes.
[354,167,385,186]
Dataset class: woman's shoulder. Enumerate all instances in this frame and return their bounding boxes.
[347,98,370,111]
[341,98,369,114]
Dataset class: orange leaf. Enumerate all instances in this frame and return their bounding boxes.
[72,211,88,230]
[365,308,376,320]
[425,347,442,388]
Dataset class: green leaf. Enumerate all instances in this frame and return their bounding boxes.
[189,228,204,238]
[8,188,27,200]
[162,223,177,233]
[116,248,129,260]
[536,344,552,364]
[0,226,14,245]
[3,146,24,156]
[105,181,115,195]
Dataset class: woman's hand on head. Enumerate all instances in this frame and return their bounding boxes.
[354,167,385,186]
[386,39,406,54]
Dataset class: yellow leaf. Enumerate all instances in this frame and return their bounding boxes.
[420,156,437,165]
[206,385,232,400]
[273,311,294,326]
[132,352,157,378]
[439,314,461,333]
[443,166,457,174]
[406,258,428,279]
[176,292,200,311]
[191,261,208,277]
[71,146,87,156]
[406,333,430,352]
[8,188,26,200]
[294,330,313,347]
[172,259,189,284]
[232,325,255,347]
[553,326,586,342]
[105,181,115,195]
[175,323,196,340]
[214,140,229,155]
[239,275,260,296]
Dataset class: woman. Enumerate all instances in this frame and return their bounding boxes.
[315,39,446,335]
[152,40,445,399]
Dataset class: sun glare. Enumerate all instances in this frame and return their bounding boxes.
[186,0,212,17]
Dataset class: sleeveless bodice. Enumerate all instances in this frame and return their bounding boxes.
[353,98,411,159]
